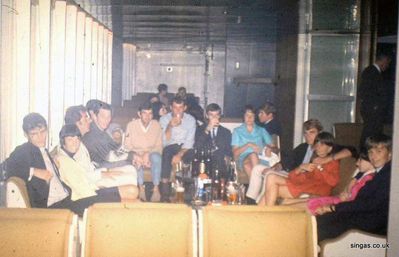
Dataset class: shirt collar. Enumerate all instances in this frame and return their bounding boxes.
[373,63,382,73]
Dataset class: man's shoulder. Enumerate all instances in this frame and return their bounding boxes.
[293,142,308,152]
[126,119,141,130]
[160,113,172,123]
[10,142,36,155]
[218,125,231,135]
[362,65,380,76]
[183,113,196,124]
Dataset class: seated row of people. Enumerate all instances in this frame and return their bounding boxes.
[2,95,392,244]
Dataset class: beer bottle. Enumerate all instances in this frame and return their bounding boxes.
[212,169,222,203]
[192,149,199,177]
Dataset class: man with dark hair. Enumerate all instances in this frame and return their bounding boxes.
[194,103,232,179]
[81,101,120,166]
[176,87,205,124]
[65,105,91,136]
[150,83,169,107]
[257,102,281,136]
[85,99,104,123]
[159,96,196,202]
[4,113,94,216]
[124,102,163,202]
[358,53,392,149]
[317,134,392,242]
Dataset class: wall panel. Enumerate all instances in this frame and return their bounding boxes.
[75,11,86,104]
[49,0,67,148]
[64,4,77,109]
[0,0,113,157]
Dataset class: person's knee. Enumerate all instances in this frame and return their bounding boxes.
[266,174,277,185]
[252,164,267,176]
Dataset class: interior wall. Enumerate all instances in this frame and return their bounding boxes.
[275,0,300,153]
[134,46,226,108]
[112,36,123,105]
[223,42,276,117]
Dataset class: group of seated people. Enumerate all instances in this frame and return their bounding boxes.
[1,88,392,244]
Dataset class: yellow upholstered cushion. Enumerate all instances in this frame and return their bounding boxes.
[84,203,193,257]
[0,208,74,257]
[202,206,316,257]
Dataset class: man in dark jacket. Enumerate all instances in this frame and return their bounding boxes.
[358,53,391,149]
[4,113,94,215]
[194,103,232,179]
[317,134,392,242]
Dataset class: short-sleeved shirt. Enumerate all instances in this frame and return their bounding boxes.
[159,112,196,149]
[231,124,272,167]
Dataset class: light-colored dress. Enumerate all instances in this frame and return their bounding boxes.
[231,124,272,169]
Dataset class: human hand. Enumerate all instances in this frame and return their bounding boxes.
[172,154,182,165]
[142,152,151,168]
[299,163,317,172]
[314,205,331,215]
[263,146,272,157]
[247,143,260,153]
[132,154,143,168]
[208,116,219,129]
[170,113,182,127]
[312,156,333,165]
[339,191,350,201]
[33,168,53,183]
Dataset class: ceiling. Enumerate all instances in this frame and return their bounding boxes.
[74,0,277,46]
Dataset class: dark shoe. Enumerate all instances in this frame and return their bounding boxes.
[246,197,257,205]
[160,182,171,203]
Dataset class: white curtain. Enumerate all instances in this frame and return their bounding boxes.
[122,43,136,101]
[0,0,113,158]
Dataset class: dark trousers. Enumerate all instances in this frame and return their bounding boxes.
[49,191,121,217]
[317,213,352,243]
[49,196,97,217]
[161,144,193,180]
[360,107,385,149]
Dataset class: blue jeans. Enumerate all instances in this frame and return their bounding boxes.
[137,152,161,186]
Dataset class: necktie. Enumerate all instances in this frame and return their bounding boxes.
[44,149,62,179]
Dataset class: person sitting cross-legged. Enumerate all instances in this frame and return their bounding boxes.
[124,102,163,202]
[231,105,273,178]
[246,119,356,204]
[258,132,340,206]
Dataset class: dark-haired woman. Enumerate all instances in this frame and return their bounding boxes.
[258,132,340,206]
[231,105,272,177]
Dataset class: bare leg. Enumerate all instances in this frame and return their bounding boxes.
[280,198,309,206]
[282,201,309,210]
[118,185,139,202]
[243,153,259,177]
[264,174,293,206]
